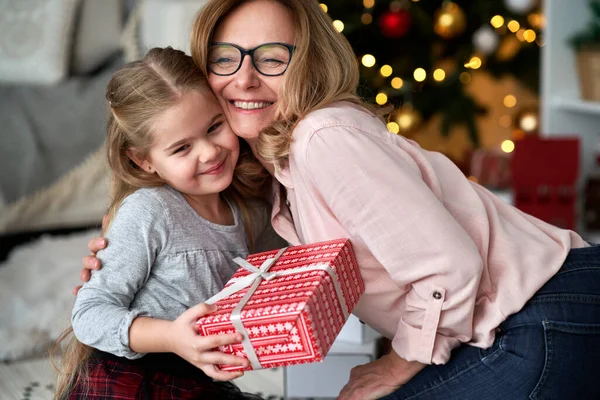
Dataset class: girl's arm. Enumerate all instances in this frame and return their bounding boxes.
[73,191,248,380]
[129,304,249,381]
[72,191,167,358]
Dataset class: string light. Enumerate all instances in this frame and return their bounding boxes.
[398,112,417,130]
[507,20,520,33]
[519,112,539,132]
[414,68,426,82]
[501,140,515,153]
[391,77,404,89]
[490,15,504,28]
[527,12,545,29]
[433,68,446,82]
[380,65,393,77]
[319,3,328,12]
[516,29,526,42]
[333,20,345,32]
[523,29,536,43]
[459,72,471,84]
[361,13,373,24]
[504,94,517,108]
[363,0,375,8]
[376,92,388,105]
[387,122,400,134]
[362,54,376,67]
[464,56,482,69]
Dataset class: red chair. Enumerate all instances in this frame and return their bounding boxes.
[511,136,580,230]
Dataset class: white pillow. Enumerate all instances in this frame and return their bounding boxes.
[71,0,124,75]
[0,0,79,84]
[139,0,208,55]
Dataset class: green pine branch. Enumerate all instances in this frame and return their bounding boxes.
[325,0,540,147]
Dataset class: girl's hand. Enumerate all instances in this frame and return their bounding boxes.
[167,303,250,381]
[73,216,108,295]
[337,351,426,400]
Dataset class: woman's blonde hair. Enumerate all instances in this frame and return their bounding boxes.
[52,47,270,400]
[191,0,365,166]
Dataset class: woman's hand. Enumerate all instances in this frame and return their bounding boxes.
[337,350,426,400]
[73,216,108,295]
[166,303,250,381]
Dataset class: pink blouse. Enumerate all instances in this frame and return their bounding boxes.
[269,102,588,365]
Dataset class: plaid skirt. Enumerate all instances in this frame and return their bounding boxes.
[68,350,260,400]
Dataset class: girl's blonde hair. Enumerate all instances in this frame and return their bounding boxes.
[191,0,365,166]
[52,47,270,400]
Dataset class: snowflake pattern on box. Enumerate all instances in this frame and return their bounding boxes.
[196,239,364,371]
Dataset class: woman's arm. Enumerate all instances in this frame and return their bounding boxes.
[337,350,425,400]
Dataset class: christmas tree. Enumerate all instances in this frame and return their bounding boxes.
[322,0,543,146]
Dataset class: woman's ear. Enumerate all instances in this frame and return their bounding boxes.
[126,149,154,173]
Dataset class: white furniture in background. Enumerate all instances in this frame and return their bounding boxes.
[284,315,381,398]
[284,339,379,399]
[234,315,382,399]
[541,0,600,237]
[541,0,598,197]
[335,314,381,344]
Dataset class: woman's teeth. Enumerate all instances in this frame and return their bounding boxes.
[233,101,272,110]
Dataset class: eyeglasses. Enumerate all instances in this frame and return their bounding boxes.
[208,42,295,77]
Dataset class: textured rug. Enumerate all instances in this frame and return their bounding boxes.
[0,229,101,361]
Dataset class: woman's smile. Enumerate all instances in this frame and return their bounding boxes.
[231,100,274,111]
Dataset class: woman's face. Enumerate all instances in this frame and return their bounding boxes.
[207,0,295,143]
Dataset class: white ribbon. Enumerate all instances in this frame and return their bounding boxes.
[205,247,349,370]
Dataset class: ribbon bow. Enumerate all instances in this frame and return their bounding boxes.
[205,247,287,305]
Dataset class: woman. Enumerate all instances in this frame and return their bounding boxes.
[81,1,600,399]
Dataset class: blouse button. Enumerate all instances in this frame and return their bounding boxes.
[285,199,291,207]
[432,291,442,300]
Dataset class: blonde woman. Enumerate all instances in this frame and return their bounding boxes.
[82,1,600,399]
[56,47,276,399]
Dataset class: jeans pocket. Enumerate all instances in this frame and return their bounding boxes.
[529,320,600,400]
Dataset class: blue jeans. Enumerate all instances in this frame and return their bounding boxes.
[382,245,600,400]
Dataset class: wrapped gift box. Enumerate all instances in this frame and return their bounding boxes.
[470,148,512,189]
[196,238,364,371]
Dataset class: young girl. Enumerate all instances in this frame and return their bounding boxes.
[54,47,278,400]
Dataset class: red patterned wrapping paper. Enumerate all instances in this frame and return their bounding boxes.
[195,238,364,371]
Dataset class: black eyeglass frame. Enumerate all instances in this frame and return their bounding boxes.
[208,42,296,77]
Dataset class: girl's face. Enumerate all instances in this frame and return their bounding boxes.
[139,90,239,199]
[207,0,295,143]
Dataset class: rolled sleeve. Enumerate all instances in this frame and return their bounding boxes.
[394,287,461,364]
[72,295,147,359]
[302,127,483,364]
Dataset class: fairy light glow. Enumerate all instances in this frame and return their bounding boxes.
[376,92,388,105]
[333,20,345,32]
[414,68,426,82]
[362,54,376,67]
